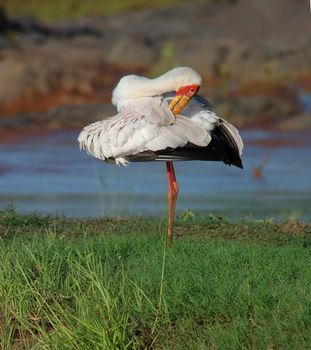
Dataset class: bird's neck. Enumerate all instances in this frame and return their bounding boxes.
[140,74,176,97]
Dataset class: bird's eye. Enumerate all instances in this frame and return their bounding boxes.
[190,88,195,93]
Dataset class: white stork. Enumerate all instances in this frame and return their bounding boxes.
[78,67,243,242]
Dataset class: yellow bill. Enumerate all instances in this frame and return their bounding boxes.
[169,95,191,115]
[168,83,200,115]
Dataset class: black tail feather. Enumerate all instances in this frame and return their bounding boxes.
[126,122,243,169]
[154,122,243,168]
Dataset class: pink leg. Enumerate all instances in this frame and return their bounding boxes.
[166,161,179,243]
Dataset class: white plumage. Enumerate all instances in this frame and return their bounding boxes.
[78,66,244,242]
[78,67,243,166]
[111,67,202,109]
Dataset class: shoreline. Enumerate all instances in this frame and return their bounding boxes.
[1,0,311,131]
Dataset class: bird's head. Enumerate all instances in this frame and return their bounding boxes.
[112,67,202,111]
[169,83,200,115]
[161,67,201,115]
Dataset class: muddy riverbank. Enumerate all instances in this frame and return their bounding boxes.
[0,0,310,131]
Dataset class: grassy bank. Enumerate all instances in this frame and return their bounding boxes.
[0,209,310,349]
[0,0,194,20]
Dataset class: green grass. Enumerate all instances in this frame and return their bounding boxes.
[0,208,310,349]
[0,0,196,20]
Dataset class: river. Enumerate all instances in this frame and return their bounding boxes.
[0,129,310,221]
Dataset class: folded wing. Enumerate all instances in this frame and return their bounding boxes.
[78,96,211,164]
[158,94,244,168]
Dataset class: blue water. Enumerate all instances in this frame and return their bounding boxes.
[299,93,311,113]
[0,129,310,221]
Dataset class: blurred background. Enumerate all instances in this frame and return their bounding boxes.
[0,0,310,220]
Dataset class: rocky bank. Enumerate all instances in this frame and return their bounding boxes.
[0,0,310,133]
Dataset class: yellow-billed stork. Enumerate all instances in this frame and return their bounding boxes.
[78,67,243,242]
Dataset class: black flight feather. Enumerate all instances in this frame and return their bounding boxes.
[125,120,243,169]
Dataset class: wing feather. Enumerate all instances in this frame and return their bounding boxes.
[78,94,243,164]
[219,119,243,156]
[78,96,211,162]
[164,93,243,156]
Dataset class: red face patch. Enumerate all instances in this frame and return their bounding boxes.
[176,84,200,97]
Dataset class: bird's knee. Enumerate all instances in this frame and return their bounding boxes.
[173,182,179,194]
[167,188,178,200]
